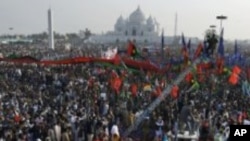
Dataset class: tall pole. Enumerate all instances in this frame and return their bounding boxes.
[174,12,178,38]
[48,8,55,50]
[9,27,14,46]
[161,29,164,61]
[216,15,227,32]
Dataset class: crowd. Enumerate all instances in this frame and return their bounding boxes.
[0,61,249,141]
[0,43,250,141]
[0,43,112,60]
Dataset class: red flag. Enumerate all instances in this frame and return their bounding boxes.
[247,67,250,80]
[130,84,137,97]
[113,54,121,65]
[232,65,241,75]
[127,41,136,56]
[182,49,189,64]
[112,77,122,94]
[14,115,21,123]
[185,72,193,83]
[171,85,179,99]
[193,43,203,60]
[153,86,162,97]
[216,57,224,74]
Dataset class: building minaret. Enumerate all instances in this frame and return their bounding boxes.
[48,8,54,50]
[174,12,178,37]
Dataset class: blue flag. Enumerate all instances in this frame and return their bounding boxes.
[181,33,186,49]
[234,40,238,55]
[217,28,224,57]
[181,33,189,61]
[187,39,191,54]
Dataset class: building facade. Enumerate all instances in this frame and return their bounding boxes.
[90,6,163,44]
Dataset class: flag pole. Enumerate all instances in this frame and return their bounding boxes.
[161,29,164,62]
[121,59,128,70]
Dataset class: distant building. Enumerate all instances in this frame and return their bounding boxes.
[90,6,175,44]
[0,36,33,45]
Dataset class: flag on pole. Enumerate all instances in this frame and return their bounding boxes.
[228,72,239,85]
[181,33,186,48]
[181,33,189,63]
[193,43,203,60]
[127,41,139,57]
[217,28,224,57]
[234,40,238,55]
[161,29,165,60]
[187,39,191,52]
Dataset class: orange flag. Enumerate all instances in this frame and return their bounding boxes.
[232,65,241,75]
[228,72,239,85]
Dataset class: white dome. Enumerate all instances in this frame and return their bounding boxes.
[147,16,154,25]
[116,15,125,25]
[129,6,145,24]
[115,15,125,31]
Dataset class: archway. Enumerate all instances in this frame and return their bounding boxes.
[125,31,128,36]
[132,27,136,36]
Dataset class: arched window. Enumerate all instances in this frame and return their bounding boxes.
[116,38,119,43]
[132,27,136,36]
[125,31,128,36]
[141,31,144,36]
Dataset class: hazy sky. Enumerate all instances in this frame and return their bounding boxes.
[0,0,250,40]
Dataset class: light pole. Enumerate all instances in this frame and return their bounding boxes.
[216,15,227,32]
[9,27,14,37]
[210,25,216,34]
[9,27,14,46]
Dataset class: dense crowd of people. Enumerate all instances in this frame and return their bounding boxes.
[0,62,249,141]
[0,43,250,141]
[0,42,125,61]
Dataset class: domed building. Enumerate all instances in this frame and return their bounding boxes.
[91,6,162,44]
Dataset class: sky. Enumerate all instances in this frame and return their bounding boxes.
[0,0,250,40]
